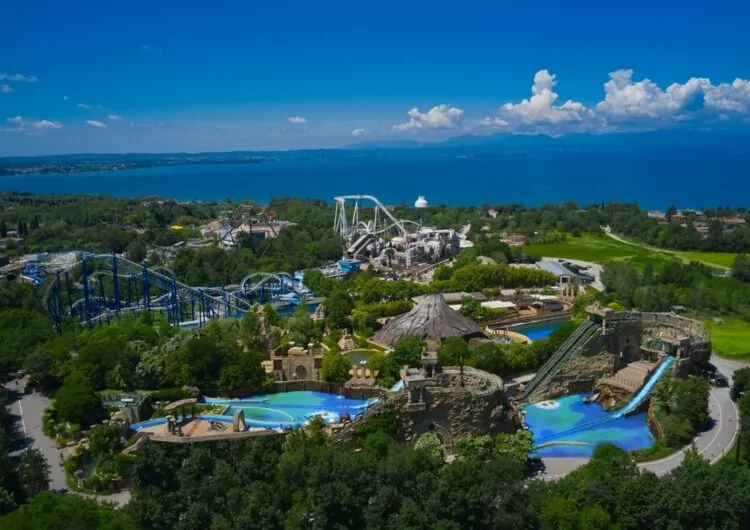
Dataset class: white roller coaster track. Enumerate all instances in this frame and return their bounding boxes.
[334,194,410,239]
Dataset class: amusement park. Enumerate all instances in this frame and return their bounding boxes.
[36,193,467,333]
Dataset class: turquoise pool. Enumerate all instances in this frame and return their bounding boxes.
[512,320,565,340]
[205,391,374,429]
[524,394,654,458]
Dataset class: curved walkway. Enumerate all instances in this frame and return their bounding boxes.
[3,380,131,506]
[540,357,743,480]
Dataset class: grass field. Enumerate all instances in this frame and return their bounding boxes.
[704,317,750,358]
[673,251,738,268]
[524,233,649,263]
[525,232,737,269]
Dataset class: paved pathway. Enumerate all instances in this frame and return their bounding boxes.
[3,380,131,506]
[538,356,746,480]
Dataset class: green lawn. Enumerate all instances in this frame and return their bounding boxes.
[524,233,649,263]
[674,251,737,269]
[525,232,737,269]
[704,316,750,358]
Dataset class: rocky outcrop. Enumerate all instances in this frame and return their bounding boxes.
[333,367,515,447]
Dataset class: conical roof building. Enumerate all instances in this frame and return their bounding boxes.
[374,293,484,347]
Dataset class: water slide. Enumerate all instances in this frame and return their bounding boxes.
[521,320,601,402]
[611,355,675,418]
[534,355,675,445]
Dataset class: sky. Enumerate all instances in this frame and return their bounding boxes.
[1,0,749,156]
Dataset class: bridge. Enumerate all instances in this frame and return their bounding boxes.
[43,253,314,333]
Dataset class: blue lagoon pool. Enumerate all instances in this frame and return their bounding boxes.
[512,320,565,341]
[524,394,654,458]
[204,391,375,429]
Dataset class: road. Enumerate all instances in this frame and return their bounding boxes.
[3,380,131,506]
[540,355,746,480]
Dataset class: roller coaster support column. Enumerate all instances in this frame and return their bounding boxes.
[171,277,182,325]
[64,270,73,315]
[81,256,92,328]
[111,253,121,319]
[52,271,63,335]
[142,262,151,313]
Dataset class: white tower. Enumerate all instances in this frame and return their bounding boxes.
[414,195,428,228]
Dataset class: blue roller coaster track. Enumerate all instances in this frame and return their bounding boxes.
[43,253,314,334]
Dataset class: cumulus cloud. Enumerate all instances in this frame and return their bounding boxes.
[108,114,123,121]
[0,73,38,82]
[63,96,69,101]
[288,116,307,124]
[474,69,750,135]
[351,128,367,137]
[0,85,13,94]
[86,120,107,128]
[77,103,92,110]
[500,70,588,128]
[393,104,463,132]
[595,69,710,120]
[5,116,62,133]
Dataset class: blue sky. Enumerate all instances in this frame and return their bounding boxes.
[1,0,749,155]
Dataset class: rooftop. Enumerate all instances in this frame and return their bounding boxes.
[536,260,576,278]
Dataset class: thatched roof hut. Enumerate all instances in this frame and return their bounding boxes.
[374,293,484,347]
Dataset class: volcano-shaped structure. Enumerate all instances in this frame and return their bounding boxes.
[374,293,484,346]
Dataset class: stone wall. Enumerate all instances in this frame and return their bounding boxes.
[333,367,516,449]
[534,309,711,400]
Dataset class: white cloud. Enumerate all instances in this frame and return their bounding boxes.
[140,44,163,54]
[0,73,38,82]
[86,120,107,128]
[393,104,463,132]
[77,103,92,110]
[63,95,69,101]
[475,117,509,129]
[0,85,13,94]
[351,128,367,137]
[6,116,62,133]
[474,68,750,135]
[288,116,307,124]
[108,114,123,121]
[595,69,710,120]
[500,70,588,127]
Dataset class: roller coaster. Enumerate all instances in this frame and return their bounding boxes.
[44,253,314,334]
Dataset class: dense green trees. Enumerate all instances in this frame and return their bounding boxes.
[54,372,106,427]
[17,450,50,500]
[320,349,351,383]
[0,491,136,530]
[731,367,750,401]
[602,258,750,314]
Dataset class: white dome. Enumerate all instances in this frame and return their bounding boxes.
[414,196,428,208]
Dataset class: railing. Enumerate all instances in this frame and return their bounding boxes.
[520,320,598,401]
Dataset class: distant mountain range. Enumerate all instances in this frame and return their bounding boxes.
[344,129,750,151]
[2,128,749,164]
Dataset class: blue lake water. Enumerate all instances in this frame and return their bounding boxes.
[2,155,750,208]
[524,394,654,458]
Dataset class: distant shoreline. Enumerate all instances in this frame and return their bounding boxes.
[0,158,263,177]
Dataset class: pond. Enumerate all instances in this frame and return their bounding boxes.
[345,350,374,367]
[524,394,654,458]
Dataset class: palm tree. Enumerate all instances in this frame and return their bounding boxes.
[18,449,50,499]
